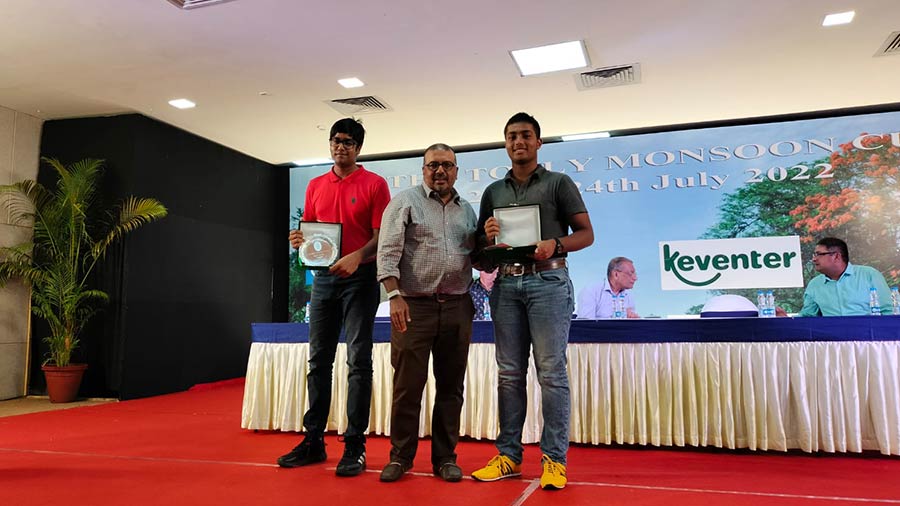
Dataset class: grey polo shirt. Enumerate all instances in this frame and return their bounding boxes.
[476,164,587,263]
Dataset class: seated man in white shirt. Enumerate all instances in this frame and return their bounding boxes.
[576,257,639,319]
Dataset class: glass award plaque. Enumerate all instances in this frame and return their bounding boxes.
[298,222,342,269]
[484,204,542,261]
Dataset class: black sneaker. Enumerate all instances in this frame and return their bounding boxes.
[335,435,366,477]
[276,435,326,468]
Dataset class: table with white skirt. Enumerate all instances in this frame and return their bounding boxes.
[241,317,900,455]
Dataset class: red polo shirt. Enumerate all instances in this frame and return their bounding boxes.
[303,165,391,263]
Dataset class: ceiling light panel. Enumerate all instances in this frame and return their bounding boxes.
[338,78,365,89]
[168,98,196,109]
[510,40,590,76]
[822,11,855,26]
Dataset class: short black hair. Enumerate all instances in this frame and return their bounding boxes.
[504,112,541,139]
[329,118,365,148]
[817,237,849,263]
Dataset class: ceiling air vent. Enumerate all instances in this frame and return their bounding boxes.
[166,0,237,10]
[874,31,900,57]
[575,63,641,91]
[326,96,393,115]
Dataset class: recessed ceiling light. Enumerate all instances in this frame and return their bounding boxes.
[510,40,590,77]
[293,158,333,167]
[822,11,855,26]
[168,98,196,109]
[561,132,611,142]
[338,77,365,89]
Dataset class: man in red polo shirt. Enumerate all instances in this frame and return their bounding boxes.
[279,118,391,477]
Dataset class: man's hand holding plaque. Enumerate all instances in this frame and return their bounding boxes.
[297,222,342,269]
[483,204,542,262]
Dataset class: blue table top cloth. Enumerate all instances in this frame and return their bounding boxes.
[251,316,900,344]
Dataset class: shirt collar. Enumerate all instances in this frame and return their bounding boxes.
[825,262,856,284]
[326,164,365,183]
[602,277,615,293]
[603,277,628,296]
[502,163,546,184]
[421,183,460,204]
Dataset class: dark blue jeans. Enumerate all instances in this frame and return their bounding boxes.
[490,267,574,464]
[303,261,380,438]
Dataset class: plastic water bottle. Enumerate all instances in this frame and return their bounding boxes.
[765,290,775,318]
[892,287,900,316]
[304,301,311,323]
[483,298,491,321]
[757,290,766,317]
[869,287,881,316]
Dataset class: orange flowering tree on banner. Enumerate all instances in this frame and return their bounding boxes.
[789,133,900,287]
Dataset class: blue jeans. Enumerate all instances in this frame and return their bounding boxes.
[490,267,574,464]
[303,262,380,438]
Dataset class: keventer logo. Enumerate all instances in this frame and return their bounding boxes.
[658,237,804,291]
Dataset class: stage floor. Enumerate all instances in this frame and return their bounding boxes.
[2,378,900,506]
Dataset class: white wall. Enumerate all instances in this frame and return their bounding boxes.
[0,105,42,400]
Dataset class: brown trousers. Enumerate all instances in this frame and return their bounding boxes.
[388,294,474,468]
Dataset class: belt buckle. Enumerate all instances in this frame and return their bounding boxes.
[435,294,448,303]
[505,263,526,277]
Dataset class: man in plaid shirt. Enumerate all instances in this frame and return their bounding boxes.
[376,143,479,483]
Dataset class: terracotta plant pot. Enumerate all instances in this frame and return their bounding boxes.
[41,364,88,403]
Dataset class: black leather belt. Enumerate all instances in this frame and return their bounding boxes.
[498,258,567,277]
[408,293,468,303]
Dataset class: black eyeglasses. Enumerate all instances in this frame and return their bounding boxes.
[424,161,457,172]
[812,251,837,257]
[330,138,358,148]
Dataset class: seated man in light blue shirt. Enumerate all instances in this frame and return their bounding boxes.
[799,237,892,316]
[576,256,639,318]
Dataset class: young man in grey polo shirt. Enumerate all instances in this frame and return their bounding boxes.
[471,112,594,490]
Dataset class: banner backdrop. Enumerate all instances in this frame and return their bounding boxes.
[289,110,900,320]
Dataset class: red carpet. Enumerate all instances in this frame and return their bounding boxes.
[1,379,899,505]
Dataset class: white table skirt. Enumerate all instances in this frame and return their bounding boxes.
[241,341,900,455]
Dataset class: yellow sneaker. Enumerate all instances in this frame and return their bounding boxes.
[540,454,567,490]
[471,454,521,482]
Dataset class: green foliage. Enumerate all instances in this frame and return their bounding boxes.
[686,303,704,315]
[288,206,311,322]
[701,134,900,312]
[700,165,825,313]
[288,249,312,322]
[801,135,900,286]
[0,158,168,366]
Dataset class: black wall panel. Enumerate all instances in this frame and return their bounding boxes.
[36,114,287,399]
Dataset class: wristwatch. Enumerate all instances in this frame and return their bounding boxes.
[554,238,564,255]
[386,289,401,299]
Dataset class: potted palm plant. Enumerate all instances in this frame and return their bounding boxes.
[0,157,167,402]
